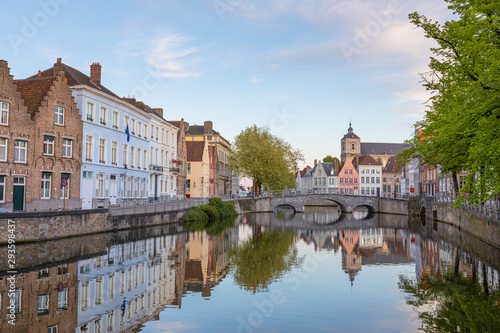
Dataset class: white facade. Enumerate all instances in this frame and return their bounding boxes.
[358,165,383,197]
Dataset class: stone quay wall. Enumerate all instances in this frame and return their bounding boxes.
[0,209,185,245]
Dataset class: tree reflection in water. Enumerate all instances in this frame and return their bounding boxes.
[399,251,500,333]
[229,227,302,294]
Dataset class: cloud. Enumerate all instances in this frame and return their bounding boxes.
[114,33,202,79]
[248,74,264,83]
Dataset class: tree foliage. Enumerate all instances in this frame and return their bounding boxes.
[229,228,301,293]
[399,270,500,332]
[401,0,500,204]
[323,155,339,163]
[229,125,304,191]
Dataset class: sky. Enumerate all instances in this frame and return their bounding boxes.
[1,0,452,167]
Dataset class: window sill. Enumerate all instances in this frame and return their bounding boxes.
[43,154,54,157]
[62,156,72,159]
[54,123,65,127]
[14,161,27,164]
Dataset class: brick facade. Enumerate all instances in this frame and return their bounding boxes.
[0,60,82,211]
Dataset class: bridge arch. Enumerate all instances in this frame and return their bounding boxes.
[302,198,346,213]
[274,203,300,214]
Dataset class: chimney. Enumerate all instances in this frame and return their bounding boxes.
[204,121,213,135]
[53,58,63,76]
[314,159,317,166]
[90,62,102,86]
[38,70,41,77]
[153,108,163,118]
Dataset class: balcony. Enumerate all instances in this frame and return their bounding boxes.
[170,166,181,174]
[100,120,107,126]
[86,116,94,122]
[112,125,118,130]
[149,164,163,173]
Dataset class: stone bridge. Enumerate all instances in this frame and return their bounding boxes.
[235,193,409,214]
[269,194,380,213]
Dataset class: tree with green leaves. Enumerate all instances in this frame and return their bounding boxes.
[229,125,304,193]
[400,0,500,204]
[323,155,340,164]
[229,228,301,293]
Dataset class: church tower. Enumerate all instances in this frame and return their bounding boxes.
[341,122,361,163]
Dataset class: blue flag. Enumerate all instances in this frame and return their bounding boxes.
[125,124,130,142]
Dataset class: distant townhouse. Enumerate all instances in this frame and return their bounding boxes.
[123,100,179,202]
[419,164,438,196]
[382,156,402,198]
[0,60,82,211]
[186,121,232,195]
[186,141,209,198]
[168,119,188,196]
[310,160,339,194]
[338,158,359,195]
[301,171,313,194]
[354,155,382,197]
[34,59,150,209]
[295,165,311,193]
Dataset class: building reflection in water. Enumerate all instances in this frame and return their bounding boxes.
[1,215,499,332]
[303,204,341,224]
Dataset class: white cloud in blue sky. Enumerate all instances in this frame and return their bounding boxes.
[0,0,452,166]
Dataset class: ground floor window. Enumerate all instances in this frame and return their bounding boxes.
[41,172,51,199]
[60,173,70,199]
[96,174,105,198]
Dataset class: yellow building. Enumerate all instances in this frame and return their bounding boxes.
[186,141,210,198]
[185,121,232,195]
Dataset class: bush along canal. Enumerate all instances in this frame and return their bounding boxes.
[182,198,239,235]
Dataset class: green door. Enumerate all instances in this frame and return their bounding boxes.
[13,184,24,211]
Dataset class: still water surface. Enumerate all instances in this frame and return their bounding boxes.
[1,208,499,332]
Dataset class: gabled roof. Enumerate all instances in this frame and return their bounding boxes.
[361,142,411,156]
[322,163,338,176]
[300,166,312,177]
[168,121,182,128]
[186,125,220,136]
[186,141,205,162]
[30,62,119,98]
[354,154,382,166]
[14,76,56,113]
[383,156,402,173]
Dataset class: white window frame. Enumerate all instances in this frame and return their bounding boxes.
[0,175,5,203]
[112,111,119,129]
[57,289,68,310]
[96,173,105,198]
[55,106,64,125]
[41,172,51,199]
[86,102,95,122]
[38,294,49,316]
[60,174,69,199]
[0,101,8,125]
[138,122,142,137]
[131,119,136,135]
[99,107,107,126]
[62,138,72,158]
[99,138,106,164]
[143,150,147,170]
[130,146,135,168]
[14,140,28,163]
[43,136,54,156]
[137,148,142,169]
[111,141,118,165]
[123,144,128,167]
[0,137,7,161]
[85,135,93,162]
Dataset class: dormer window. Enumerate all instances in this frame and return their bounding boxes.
[0,102,9,125]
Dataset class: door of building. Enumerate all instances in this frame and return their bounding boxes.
[110,175,117,204]
[82,172,93,209]
[13,177,25,211]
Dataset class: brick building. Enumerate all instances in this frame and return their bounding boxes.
[0,60,82,211]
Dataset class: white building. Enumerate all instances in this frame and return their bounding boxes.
[355,155,383,197]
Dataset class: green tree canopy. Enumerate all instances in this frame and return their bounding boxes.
[401,0,500,204]
[323,155,339,163]
[229,228,301,293]
[229,125,304,191]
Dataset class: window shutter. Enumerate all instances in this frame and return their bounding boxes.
[105,174,109,197]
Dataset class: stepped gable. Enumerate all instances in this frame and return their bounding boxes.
[14,76,56,113]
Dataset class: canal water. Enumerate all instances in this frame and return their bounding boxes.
[1,207,499,332]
